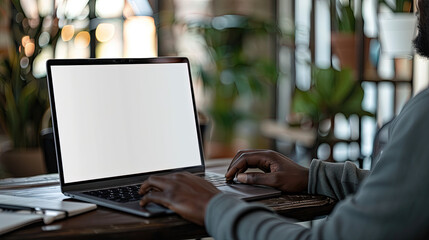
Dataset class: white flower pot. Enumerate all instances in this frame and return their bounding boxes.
[378,13,417,58]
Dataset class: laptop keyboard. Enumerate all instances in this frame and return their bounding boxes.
[83,184,142,203]
[83,173,229,203]
[202,172,229,187]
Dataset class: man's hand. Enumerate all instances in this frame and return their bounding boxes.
[225,149,309,193]
[138,172,220,226]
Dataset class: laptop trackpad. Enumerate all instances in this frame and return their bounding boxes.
[144,202,171,212]
[143,202,175,216]
[217,184,281,201]
[125,202,174,216]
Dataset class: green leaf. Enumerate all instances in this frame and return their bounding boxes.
[292,65,371,123]
[292,89,320,121]
[314,68,334,101]
[340,85,365,117]
[4,83,20,146]
[331,68,354,104]
[189,15,281,143]
[338,4,355,33]
[17,80,38,122]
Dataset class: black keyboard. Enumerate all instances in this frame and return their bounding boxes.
[83,173,229,203]
[83,184,142,203]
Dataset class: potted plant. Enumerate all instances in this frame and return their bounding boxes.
[0,1,59,177]
[378,0,417,57]
[189,15,278,156]
[292,66,372,161]
[331,0,357,70]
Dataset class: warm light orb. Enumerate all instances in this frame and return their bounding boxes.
[124,16,157,57]
[96,0,124,18]
[74,31,91,48]
[61,25,75,42]
[96,23,115,42]
[24,42,35,57]
[21,36,31,47]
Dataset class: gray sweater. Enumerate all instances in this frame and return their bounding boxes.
[205,88,429,240]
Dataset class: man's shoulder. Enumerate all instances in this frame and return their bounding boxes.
[390,87,429,138]
[409,87,429,105]
[399,87,429,117]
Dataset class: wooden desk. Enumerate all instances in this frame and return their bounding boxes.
[0,161,336,240]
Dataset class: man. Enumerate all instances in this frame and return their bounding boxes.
[139,0,429,239]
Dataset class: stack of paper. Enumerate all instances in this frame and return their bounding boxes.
[0,212,44,235]
[0,195,97,235]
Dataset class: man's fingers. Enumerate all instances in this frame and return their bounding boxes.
[227,150,261,172]
[227,149,269,171]
[225,165,249,181]
[226,150,262,179]
[139,191,170,208]
[139,175,170,195]
[236,172,277,187]
[225,150,273,180]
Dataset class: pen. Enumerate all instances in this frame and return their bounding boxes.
[0,204,64,224]
[0,204,43,213]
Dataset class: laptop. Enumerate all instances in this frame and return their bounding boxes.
[46,57,281,217]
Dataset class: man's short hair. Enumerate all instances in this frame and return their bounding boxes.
[414,0,429,58]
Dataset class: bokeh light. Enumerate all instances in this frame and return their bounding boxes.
[38,0,54,17]
[124,16,157,57]
[96,23,115,42]
[24,42,35,56]
[21,35,30,47]
[60,0,90,19]
[74,31,91,48]
[61,25,75,42]
[33,46,53,78]
[96,0,124,18]
[38,32,50,47]
[20,57,29,68]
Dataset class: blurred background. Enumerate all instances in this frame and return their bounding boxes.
[0,0,428,178]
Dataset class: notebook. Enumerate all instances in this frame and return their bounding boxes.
[46,57,280,217]
[0,195,96,235]
[0,213,43,235]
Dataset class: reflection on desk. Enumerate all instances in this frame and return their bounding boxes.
[0,171,336,240]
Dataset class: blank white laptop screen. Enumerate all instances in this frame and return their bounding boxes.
[50,63,202,184]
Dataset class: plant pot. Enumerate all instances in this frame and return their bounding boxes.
[0,148,47,177]
[331,33,357,71]
[394,58,413,80]
[205,141,238,159]
[378,13,417,58]
[331,33,374,77]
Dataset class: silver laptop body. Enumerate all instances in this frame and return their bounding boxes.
[46,57,280,217]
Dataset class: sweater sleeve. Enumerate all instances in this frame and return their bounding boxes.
[205,193,311,240]
[205,88,429,240]
[308,160,370,200]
